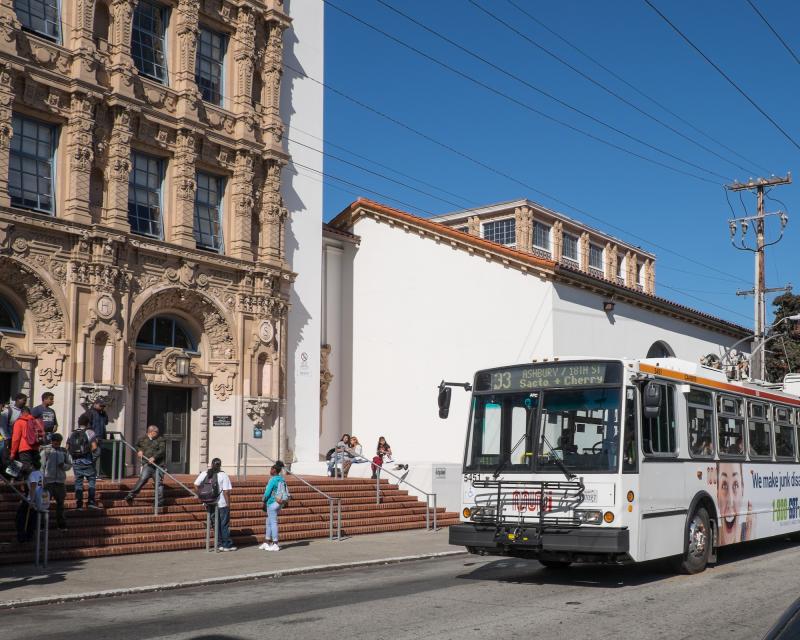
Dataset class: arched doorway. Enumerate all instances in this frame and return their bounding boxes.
[646,340,676,359]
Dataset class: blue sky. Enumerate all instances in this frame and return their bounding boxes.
[320,0,800,328]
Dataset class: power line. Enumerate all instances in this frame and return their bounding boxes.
[286,123,478,208]
[324,0,721,185]
[287,136,470,210]
[745,0,800,67]
[643,0,800,152]
[373,0,731,183]
[501,0,769,175]
[283,63,751,286]
[659,284,752,321]
[465,0,754,178]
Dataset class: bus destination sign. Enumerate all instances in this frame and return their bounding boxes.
[475,362,618,392]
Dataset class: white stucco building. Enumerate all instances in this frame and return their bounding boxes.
[296,198,749,491]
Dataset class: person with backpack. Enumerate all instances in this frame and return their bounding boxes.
[0,393,27,441]
[42,433,72,530]
[194,458,236,551]
[68,414,100,509]
[124,425,165,506]
[10,406,45,472]
[260,462,290,552]
[31,392,58,443]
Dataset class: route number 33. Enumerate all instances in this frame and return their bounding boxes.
[492,372,511,390]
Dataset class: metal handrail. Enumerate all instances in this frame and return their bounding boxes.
[237,442,342,541]
[0,472,49,568]
[351,454,438,532]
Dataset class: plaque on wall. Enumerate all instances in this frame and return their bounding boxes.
[213,415,232,427]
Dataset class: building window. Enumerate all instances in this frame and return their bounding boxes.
[196,27,226,105]
[562,233,578,262]
[617,253,626,282]
[637,262,645,288]
[137,316,196,351]
[589,243,604,272]
[454,226,468,234]
[194,172,224,252]
[483,219,515,246]
[9,114,56,214]
[14,0,60,41]
[128,152,164,238]
[0,296,21,332]
[533,221,550,252]
[132,0,168,84]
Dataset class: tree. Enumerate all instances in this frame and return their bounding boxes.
[765,292,800,383]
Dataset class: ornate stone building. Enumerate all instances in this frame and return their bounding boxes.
[0,0,295,472]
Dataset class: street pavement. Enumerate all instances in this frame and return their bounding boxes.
[4,534,800,640]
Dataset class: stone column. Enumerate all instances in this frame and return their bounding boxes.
[579,232,590,271]
[228,150,255,260]
[645,259,655,295]
[104,105,133,231]
[68,0,97,83]
[108,0,137,97]
[232,6,256,140]
[174,0,200,119]
[0,63,13,207]
[259,158,287,262]
[63,92,95,224]
[260,18,285,153]
[514,205,532,253]
[604,242,613,280]
[552,220,563,261]
[610,245,619,282]
[171,128,197,247]
[467,215,480,236]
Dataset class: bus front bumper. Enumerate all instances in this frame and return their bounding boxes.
[449,523,630,559]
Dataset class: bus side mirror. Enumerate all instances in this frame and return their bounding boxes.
[643,381,662,419]
[438,385,452,419]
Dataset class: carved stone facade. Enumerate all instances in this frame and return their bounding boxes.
[0,0,294,473]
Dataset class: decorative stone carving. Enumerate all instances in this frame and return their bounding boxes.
[245,397,275,429]
[132,288,237,360]
[0,221,12,251]
[0,257,65,339]
[11,236,27,254]
[78,383,120,410]
[259,159,288,261]
[105,105,133,229]
[212,364,235,401]
[96,294,117,319]
[320,344,333,408]
[258,320,274,344]
[37,345,65,389]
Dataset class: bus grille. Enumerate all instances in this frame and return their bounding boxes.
[470,478,586,528]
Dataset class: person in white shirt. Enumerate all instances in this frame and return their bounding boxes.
[194,458,236,551]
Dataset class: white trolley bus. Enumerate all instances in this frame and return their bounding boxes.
[443,357,800,573]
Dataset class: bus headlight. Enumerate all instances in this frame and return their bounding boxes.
[468,506,495,520]
[574,510,602,525]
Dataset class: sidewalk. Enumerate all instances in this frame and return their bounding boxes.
[0,529,463,608]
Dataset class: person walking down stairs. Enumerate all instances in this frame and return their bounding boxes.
[260,462,290,552]
[125,425,166,506]
[194,458,236,551]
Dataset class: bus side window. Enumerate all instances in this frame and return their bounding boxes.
[687,389,714,458]
[642,383,676,455]
[717,395,744,458]
[623,387,637,472]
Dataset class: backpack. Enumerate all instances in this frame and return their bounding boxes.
[197,471,220,506]
[24,417,46,448]
[67,430,92,458]
[275,479,291,506]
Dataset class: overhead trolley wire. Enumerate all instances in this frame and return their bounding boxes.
[502,0,770,175]
[323,0,723,185]
[745,0,800,67]
[465,0,754,177]
[643,0,800,152]
[373,0,731,182]
[283,62,751,287]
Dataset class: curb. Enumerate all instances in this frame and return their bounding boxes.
[0,549,467,610]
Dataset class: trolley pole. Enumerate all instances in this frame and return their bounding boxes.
[726,173,792,381]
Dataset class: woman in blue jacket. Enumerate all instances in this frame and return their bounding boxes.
[260,462,287,551]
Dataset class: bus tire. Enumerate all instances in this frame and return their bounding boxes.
[539,559,572,569]
[672,507,711,575]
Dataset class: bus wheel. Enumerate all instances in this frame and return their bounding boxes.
[539,559,572,569]
[673,507,710,574]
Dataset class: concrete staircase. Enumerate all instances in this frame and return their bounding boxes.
[0,475,460,565]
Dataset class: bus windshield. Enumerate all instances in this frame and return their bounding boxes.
[536,388,621,473]
[463,386,622,474]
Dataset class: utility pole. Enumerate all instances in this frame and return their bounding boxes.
[727,173,792,381]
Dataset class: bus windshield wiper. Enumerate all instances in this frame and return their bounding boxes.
[492,432,528,479]
[540,434,577,481]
